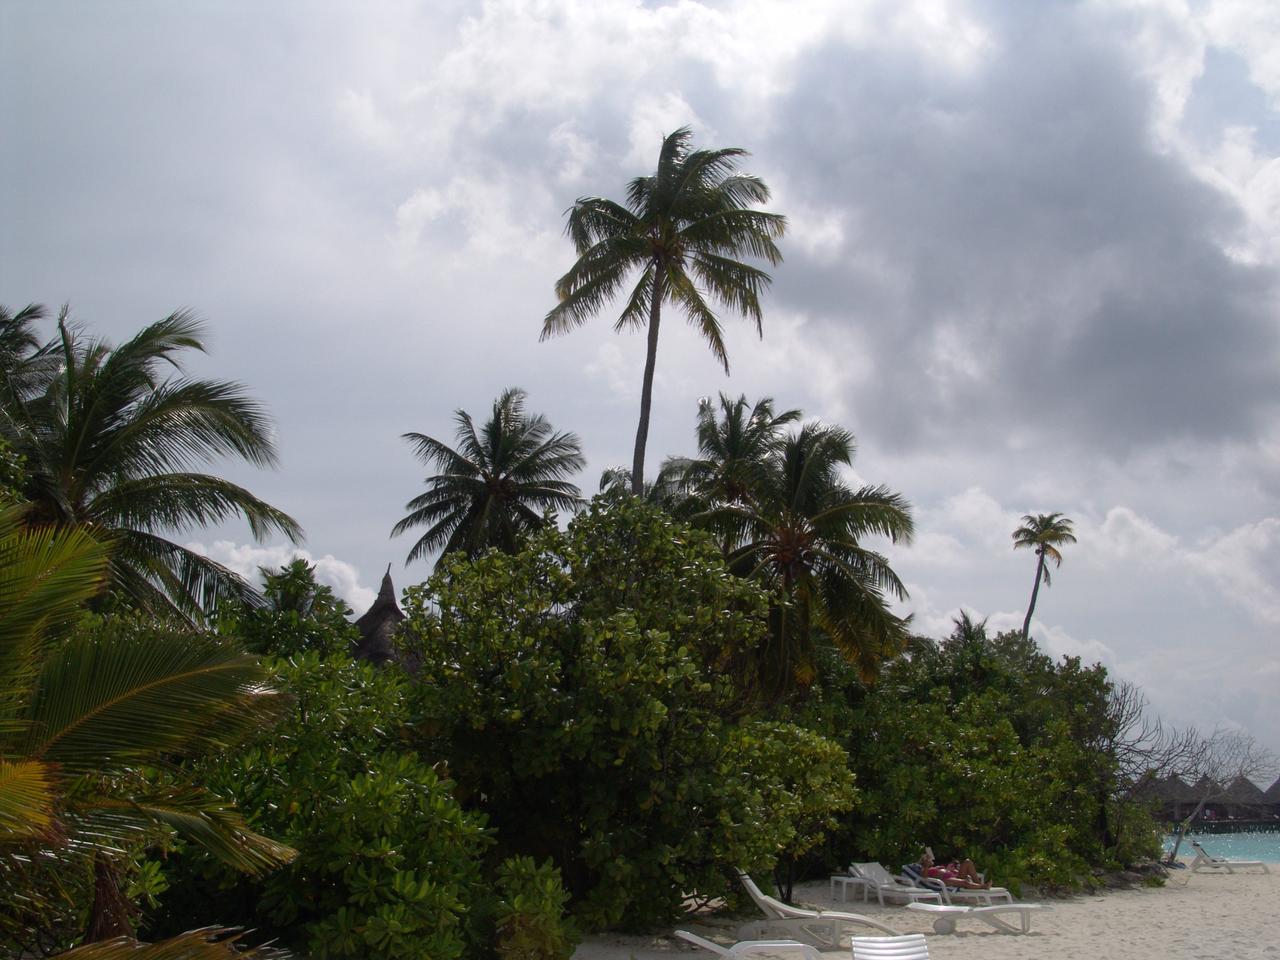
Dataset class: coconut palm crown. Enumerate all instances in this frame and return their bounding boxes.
[708,422,915,696]
[662,393,801,512]
[392,388,585,564]
[542,126,786,495]
[0,306,302,620]
[1012,511,1077,641]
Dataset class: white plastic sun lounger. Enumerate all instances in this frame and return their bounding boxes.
[1189,840,1271,874]
[675,929,822,960]
[850,863,944,906]
[736,869,901,948]
[851,934,930,959]
[906,901,1052,934]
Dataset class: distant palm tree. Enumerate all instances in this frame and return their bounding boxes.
[542,127,786,495]
[0,307,302,619]
[710,423,914,697]
[393,388,584,564]
[1012,512,1077,641]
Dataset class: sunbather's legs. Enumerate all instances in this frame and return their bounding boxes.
[949,860,990,888]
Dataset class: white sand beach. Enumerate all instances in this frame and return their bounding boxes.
[573,868,1278,960]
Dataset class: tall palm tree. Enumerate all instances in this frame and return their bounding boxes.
[541,127,786,495]
[0,307,302,619]
[1012,512,1077,641]
[393,388,584,564]
[709,423,914,697]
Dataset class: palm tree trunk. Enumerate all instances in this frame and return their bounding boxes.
[1021,550,1045,641]
[631,271,665,495]
[85,853,136,942]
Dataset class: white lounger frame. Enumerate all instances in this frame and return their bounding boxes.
[906,901,1052,934]
[736,870,900,948]
[1189,840,1271,874]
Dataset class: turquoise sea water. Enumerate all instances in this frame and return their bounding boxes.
[1166,828,1280,863]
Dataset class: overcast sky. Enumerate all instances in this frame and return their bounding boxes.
[3,0,1278,756]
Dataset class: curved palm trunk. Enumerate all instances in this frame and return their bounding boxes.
[1021,550,1046,641]
[631,271,665,495]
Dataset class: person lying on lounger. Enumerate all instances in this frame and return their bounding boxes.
[918,850,991,889]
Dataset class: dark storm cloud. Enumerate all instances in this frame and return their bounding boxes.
[760,4,1280,457]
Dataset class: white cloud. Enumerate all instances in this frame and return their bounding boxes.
[1187,517,1280,624]
[188,540,377,614]
[335,88,400,152]
[625,94,709,168]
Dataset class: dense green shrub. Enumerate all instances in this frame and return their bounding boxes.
[152,654,489,960]
[493,857,579,960]
[221,557,360,658]
[400,497,856,930]
[787,621,1146,890]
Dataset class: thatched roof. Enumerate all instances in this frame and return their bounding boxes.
[353,565,406,665]
[1264,777,1280,803]
[1151,775,1198,803]
[1189,775,1220,798]
[1223,775,1267,804]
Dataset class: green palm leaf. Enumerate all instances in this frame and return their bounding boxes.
[0,758,58,842]
[706,420,914,696]
[23,627,280,773]
[85,786,294,875]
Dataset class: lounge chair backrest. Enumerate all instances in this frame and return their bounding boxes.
[676,930,823,960]
[851,934,930,959]
[852,862,895,886]
[675,931,733,957]
[737,871,786,918]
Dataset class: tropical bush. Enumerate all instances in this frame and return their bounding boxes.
[152,654,489,960]
[222,557,360,658]
[400,497,856,929]
[493,857,579,960]
[790,618,1148,890]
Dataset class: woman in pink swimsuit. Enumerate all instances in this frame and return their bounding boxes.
[920,850,991,889]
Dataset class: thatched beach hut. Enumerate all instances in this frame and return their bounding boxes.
[1221,775,1267,819]
[1151,775,1199,821]
[1263,777,1280,820]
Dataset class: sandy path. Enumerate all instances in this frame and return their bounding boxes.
[574,868,1278,959]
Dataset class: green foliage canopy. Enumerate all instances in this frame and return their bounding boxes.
[400,497,854,930]
[154,653,489,960]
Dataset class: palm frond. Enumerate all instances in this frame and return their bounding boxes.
[0,758,58,841]
[24,626,281,773]
[109,531,267,619]
[49,926,290,959]
[86,786,295,876]
[0,504,110,726]
[665,271,728,371]
[89,474,301,542]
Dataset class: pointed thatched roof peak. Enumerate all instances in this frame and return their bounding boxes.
[1152,775,1197,803]
[353,565,406,665]
[1223,774,1266,803]
[1264,777,1280,802]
